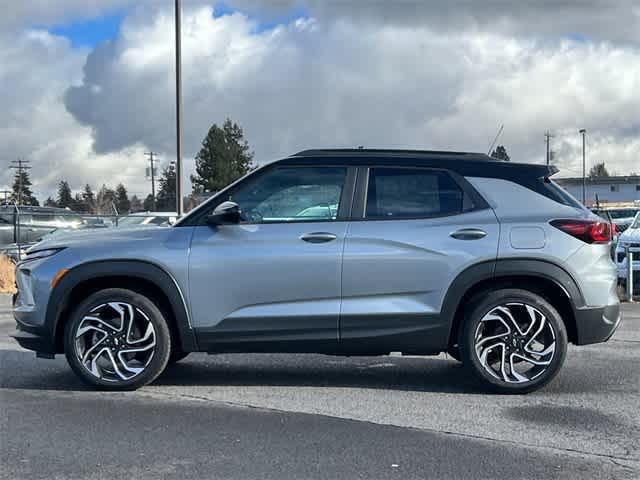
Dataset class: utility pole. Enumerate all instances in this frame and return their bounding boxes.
[0,190,11,204]
[144,152,158,211]
[579,129,587,205]
[9,158,32,206]
[544,131,554,165]
[175,0,184,216]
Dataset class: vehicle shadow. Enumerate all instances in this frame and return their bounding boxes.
[154,354,487,394]
[0,348,488,394]
[0,348,613,395]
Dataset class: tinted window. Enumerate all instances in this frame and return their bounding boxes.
[149,216,170,225]
[229,167,346,223]
[366,168,466,219]
[544,180,587,210]
[30,213,55,223]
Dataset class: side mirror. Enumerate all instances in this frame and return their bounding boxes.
[206,201,241,226]
[168,216,177,226]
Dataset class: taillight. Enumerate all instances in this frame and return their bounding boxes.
[611,223,617,237]
[550,219,611,244]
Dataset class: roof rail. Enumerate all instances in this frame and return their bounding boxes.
[292,148,486,158]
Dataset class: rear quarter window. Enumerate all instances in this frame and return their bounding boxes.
[365,168,471,219]
[543,179,587,210]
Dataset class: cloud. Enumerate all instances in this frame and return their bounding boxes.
[64,5,640,179]
[0,29,151,199]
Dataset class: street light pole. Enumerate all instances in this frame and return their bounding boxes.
[579,129,586,205]
[175,0,184,216]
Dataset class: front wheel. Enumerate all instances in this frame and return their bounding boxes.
[460,289,567,394]
[64,288,172,390]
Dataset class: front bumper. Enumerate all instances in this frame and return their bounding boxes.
[11,293,57,354]
[574,302,621,345]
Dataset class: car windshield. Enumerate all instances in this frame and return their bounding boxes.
[118,216,148,226]
[607,209,638,220]
[631,213,640,229]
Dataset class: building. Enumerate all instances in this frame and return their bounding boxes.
[555,175,640,206]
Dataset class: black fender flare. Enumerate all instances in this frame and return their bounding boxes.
[440,258,584,344]
[46,260,197,353]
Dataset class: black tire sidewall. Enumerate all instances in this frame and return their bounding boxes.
[64,288,171,390]
[460,288,568,394]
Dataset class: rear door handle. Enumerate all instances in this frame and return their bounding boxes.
[300,232,337,243]
[450,228,487,240]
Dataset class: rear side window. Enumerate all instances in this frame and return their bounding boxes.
[545,180,587,210]
[366,168,468,219]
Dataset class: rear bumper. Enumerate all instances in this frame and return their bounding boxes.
[574,303,621,345]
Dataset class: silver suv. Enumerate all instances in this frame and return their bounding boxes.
[11,149,621,393]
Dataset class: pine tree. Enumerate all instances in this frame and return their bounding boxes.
[81,184,96,213]
[96,185,116,215]
[44,196,57,207]
[130,195,143,212]
[490,145,510,162]
[115,183,131,214]
[156,166,176,212]
[588,162,610,178]
[191,118,255,193]
[56,181,74,208]
[11,169,39,206]
[143,194,155,211]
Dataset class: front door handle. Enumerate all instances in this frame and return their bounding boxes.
[300,232,337,243]
[450,228,487,240]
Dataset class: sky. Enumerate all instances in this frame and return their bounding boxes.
[1,1,639,201]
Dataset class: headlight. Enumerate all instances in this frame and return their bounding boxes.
[23,248,65,262]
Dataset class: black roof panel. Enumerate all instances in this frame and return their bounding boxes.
[280,149,557,179]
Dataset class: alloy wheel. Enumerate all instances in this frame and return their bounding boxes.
[74,302,157,382]
[474,302,556,383]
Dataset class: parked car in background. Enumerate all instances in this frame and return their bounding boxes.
[615,211,640,292]
[0,205,82,246]
[117,212,178,227]
[592,207,640,234]
[12,148,620,394]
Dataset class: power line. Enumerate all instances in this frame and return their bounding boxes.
[9,158,32,206]
[144,152,159,211]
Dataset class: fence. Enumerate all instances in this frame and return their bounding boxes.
[0,206,177,261]
[624,246,640,302]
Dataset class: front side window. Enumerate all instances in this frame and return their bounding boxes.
[366,168,467,219]
[228,167,347,223]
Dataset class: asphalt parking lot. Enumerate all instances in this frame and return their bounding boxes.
[1,295,638,480]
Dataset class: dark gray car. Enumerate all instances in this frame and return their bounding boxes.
[0,205,82,246]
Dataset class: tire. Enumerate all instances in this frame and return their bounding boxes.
[64,288,171,390]
[168,351,190,364]
[460,288,567,394]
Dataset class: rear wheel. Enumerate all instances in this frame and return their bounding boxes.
[64,288,171,390]
[460,289,567,394]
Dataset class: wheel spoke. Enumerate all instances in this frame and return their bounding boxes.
[512,351,553,366]
[496,306,526,335]
[81,333,107,363]
[509,354,529,382]
[104,348,130,380]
